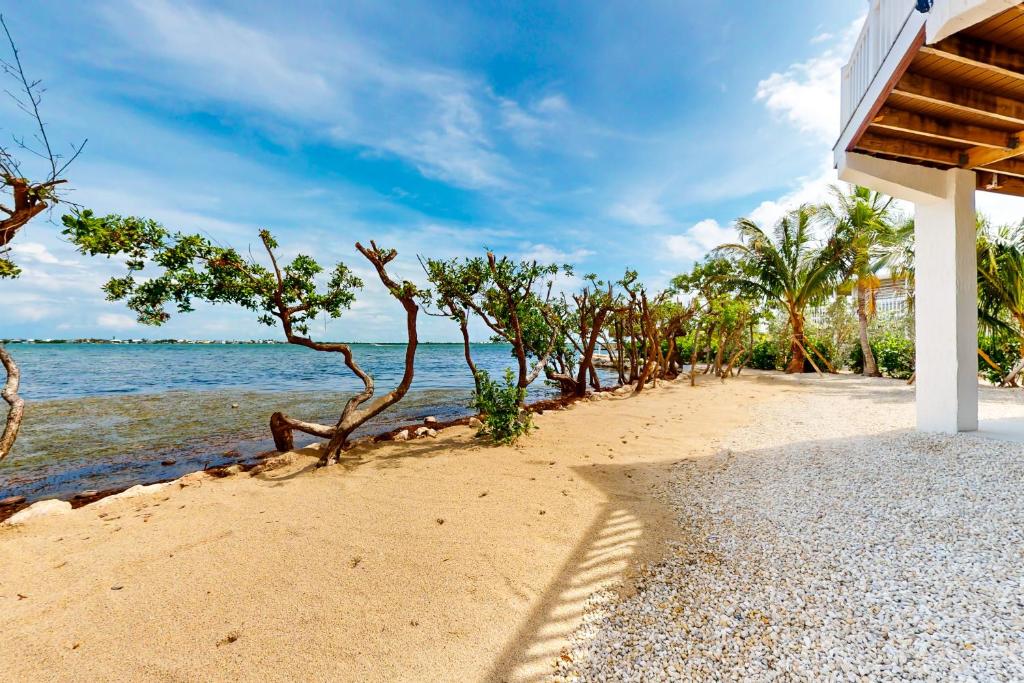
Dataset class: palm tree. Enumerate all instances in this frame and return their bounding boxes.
[977,218,1024,358]
[718,205,854,373]
[820,185,895,377]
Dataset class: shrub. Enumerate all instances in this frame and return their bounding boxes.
[874,333,914,379]
[850,334,915,379]
[749,338,779,370]
[978,333,1019,384]
[471,368,533,445]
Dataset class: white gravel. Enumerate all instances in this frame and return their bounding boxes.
[554,377,1024,682]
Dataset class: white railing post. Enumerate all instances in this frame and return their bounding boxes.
[838,0,918,138]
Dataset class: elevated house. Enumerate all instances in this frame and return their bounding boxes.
[835,0,1024,432]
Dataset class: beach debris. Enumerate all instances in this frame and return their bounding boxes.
[468,417,483,429]
[410,620,419,627]
[424,416,438,424]
[350,556,362,568]
[435,518,445,525]
[0,495,26,506]
[216,630,240,647]
[539,509,546,515]
[478,491,488,498]
[160,459,176,466]
[74,490,98,499]
[177,472,208,488]
[3,499,72,525]
[393,429,410,442]
[230,403,239,409]
[17,593,28,600]
[110,585,123,591]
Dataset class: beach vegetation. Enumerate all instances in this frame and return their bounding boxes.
[471,368,532,444]
[716,205,854,374]
[820,186,896,377]
[62,211,422,465]
[422,252,562,399]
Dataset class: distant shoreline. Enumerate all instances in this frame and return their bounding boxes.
[1,339,508,346]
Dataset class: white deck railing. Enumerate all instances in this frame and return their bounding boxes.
[840,0,918,137]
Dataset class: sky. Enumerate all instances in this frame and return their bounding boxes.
[1,1,1020,342]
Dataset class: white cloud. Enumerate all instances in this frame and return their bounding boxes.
[755,18,862,143]
[519,243,594,264]
[810,32,834,44]
[748,157,838,227]
[609,195,672,227]
[97,313,140,330]
[101,0,518,190]
[499,92,573,149]
[663,219,738,261]
[9,242,79,267]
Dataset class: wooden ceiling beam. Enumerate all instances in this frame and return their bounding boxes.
[871,106,1016,148]
[977,157,1024,179]
[976,173,1024,197]
[856,131,961,165]
[893,72,1024,127]
[921,35,1024,85]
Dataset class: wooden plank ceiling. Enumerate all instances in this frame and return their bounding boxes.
[850,4,1024,196]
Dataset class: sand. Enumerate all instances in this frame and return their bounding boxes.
[0,374,778,682]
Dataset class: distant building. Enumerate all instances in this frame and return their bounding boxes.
[809,277,911,327]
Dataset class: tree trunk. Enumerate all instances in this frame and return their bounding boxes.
[856,282,880,377]
[786,311,806,374]
[459,315,481,393]
[267,241,420,465]
[0,344,25,462]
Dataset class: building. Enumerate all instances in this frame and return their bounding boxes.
[808,277,912,327]
[834,0,1024,433]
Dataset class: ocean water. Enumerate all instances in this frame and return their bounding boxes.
[1,343,586,502]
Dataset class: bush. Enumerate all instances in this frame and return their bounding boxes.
[749,338,779,370]
[471,368,533,445]
[849,334,915,379]
[874,333,914,379]
[978,333,1019,384]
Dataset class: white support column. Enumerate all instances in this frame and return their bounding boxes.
[913,168,978,433]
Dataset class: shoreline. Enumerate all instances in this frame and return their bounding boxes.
[0,373,763,681]
[0,389,596,523]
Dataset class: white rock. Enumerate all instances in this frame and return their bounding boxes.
[393,429,410,442]
[3,499,72,525]
[93,482,171,507]
[468,417,484,429]
[415,427,430,437]
[424,416,438,424]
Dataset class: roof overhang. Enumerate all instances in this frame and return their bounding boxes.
[835,2,1024,198]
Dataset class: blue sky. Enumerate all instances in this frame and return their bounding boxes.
[2,1,874,341]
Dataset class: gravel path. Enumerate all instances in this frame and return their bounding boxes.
[554,376,1024,681]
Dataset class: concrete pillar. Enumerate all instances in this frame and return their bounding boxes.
[913,168,978,433]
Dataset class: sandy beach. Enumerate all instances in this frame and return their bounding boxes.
[0,374,764,682]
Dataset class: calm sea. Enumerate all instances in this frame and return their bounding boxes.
[1,343,580,503]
